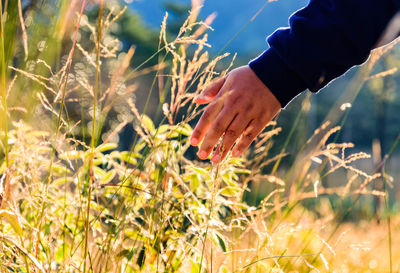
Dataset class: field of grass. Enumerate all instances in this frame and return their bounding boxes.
[0,1,399,272]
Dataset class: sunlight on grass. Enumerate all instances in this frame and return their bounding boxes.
[0,1,399,272]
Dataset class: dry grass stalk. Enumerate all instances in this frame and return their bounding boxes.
[0,1,398,272]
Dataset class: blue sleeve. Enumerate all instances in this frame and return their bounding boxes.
[249,0,400,108]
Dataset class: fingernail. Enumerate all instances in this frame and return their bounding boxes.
[195,94,210,101]
[211,153,220,163]
[233,150,241,157]
[198,150,208,159]
[190,137,199,146]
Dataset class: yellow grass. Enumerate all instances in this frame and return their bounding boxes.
[0,1,398,272]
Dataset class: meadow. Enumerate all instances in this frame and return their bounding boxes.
[0,0,399,272]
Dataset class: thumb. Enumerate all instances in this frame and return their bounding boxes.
[195,77,226,104]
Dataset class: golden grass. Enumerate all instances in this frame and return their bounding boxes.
[0,1,398,272]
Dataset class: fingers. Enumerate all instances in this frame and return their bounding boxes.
[211,114,249,163]
[195,77,226,105]
[190,66,282,163]
[197,106,238,160]
[190,95,225,147]
[232,120,265,158]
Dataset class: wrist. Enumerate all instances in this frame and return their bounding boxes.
[246,65,282,117]
[249,48,307,108]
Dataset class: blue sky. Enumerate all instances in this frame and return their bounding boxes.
[128,0,307,55]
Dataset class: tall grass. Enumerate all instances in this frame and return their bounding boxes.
[0,0,9,205]
[0,1,399,272]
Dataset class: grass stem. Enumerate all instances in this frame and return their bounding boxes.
[84,1,103,272]
[0,0,9,199]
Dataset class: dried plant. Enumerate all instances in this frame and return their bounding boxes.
[0,1,399,273]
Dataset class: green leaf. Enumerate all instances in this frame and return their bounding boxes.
[229,157,245,165]
[120,151,139,165]
[234,168,251,174]
[164,131,179,139]
[96,142,118,153]
[110,151,121,159]
[142,115,156,133]
[93,158,105,166]
[102,169,116,184]
[192,167,209,176]
[51,163,70,175]
[214,233,227,252]
[0,210,23,237]
[174,123,192,136]
[219,186,241,197]
[59,151,84,161]
[53,177,74,186]
[136,245,146,269]
[134,140,147,153]
[93,166,107,179]
[222,176,238,187]
[190,174,200,191]
[157,124,171,135]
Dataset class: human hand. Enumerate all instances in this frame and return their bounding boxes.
[190,65,281,163]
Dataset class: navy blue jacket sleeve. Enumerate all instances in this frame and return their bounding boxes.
[249,0,400,108]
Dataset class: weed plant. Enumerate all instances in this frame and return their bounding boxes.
[0,1,399,272]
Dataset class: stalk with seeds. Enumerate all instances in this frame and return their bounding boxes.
[84,1,103,271]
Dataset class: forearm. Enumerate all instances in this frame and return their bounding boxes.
[250,0,400,107]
